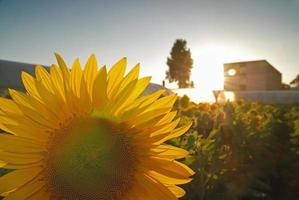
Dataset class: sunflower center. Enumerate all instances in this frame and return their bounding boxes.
[46,118,138,200]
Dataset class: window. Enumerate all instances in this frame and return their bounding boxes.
[227,68,237,76]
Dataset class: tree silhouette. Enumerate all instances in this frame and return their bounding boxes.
[166,39,193,88]
[290,74,299,87]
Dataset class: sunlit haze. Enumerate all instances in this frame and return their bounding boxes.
[190,43,258,90]
[171,43,259,102]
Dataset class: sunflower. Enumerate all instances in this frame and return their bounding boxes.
[0,54,194,200]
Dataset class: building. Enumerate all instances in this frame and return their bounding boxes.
[0,59,171,96]
[224,60,282,91]
[143,83,173,96]
[0,60,46,92]
[218,60,299,104]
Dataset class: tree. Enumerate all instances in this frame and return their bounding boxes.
[0,89,11,99]
[290,74,299,88]
[281,82,290,90]
[166,39,193,88]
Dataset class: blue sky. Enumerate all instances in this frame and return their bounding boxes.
[0,0,298,89]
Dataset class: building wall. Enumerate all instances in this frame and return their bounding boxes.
[218,90,299,104]
[224,60,281,91]
[0,60,37,92]
[0,60,169,96]
[265,66,282,90]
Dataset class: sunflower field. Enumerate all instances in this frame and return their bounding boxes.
[1,89,299,199]
[172,96,299,200]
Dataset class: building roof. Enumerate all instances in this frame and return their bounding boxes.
[143,83,173,96]
[0,60,47,90]
[224,59,267,65]
[224,59,281,75]
[0,59,172,96]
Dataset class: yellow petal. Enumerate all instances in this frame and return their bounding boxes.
[0,151,43,165]
[107,57,126,99]
[54,53,70,81]
[149,145,189,159]
[0,167,42,195]
[156,111,177,126]
[2,162,43,170]
[144,157,194,179]
[120,89,165,121]
[150,118,180,137]
[3,176,45,200]
[28,186,50,200]
[70,58,83,97]
[27,95,60,126]
[0,134,45,153]
[116,63,140,97]
[148,121,192,145]
[9,89,58,129]
[0,115,18,126]
[34,82,67,121]
[54,53,74,107]
[84,54,98,96]
[127,94,177,126]
[21,72,41,100]
[167,185,186,198]
[8,89,32,108]
[35,65,54,93]
[156,122,193,144]
[134,111,177,135]
[147,170,192,185]
[92,66,108,109]
[125,89,165,111]
[0,160,5,168]
[134,119,180,143]
[0,97,22,115]
[144,94,177,113]
[115,77,151,114]
[49,64,66,102]
[0,114,50,142]
[136,173,178,200]
[79,74,92,112]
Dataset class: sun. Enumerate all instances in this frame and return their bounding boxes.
[171,44,257,103]
[191,43,257,91]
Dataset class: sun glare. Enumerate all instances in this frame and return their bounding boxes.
[191,44,256,90]
[172,43,257,102]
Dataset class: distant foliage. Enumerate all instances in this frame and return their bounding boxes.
[166,39,193,88]
[0,89,10,99]
[172,98,299,200]
[290,74,299,88]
